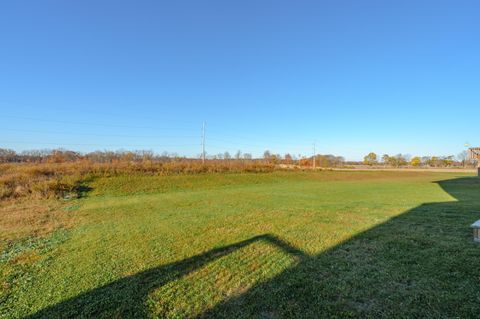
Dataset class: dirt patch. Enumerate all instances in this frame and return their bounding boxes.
[0,199,75,241]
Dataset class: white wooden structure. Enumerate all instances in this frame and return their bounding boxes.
[471,220,480,242]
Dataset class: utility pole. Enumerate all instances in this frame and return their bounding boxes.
[465,143,470,169]
[313,142,316,170]
[202,121,206,164]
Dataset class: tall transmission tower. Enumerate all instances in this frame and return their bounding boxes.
[313,142,316,170]
[202,121,206,164]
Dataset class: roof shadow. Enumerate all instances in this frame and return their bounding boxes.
[199,176,480,318]
[25,235,306,319]
[25,176,480,318]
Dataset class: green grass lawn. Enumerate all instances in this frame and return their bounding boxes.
[2,171,480,318]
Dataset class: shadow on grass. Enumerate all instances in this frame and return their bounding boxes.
[26,177,480,318]
[25,235,306,319]
[73,184,93,198]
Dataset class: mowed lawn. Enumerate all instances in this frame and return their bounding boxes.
[2,171,480,318]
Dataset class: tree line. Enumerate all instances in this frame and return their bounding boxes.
[0,148,347,167]
[1,147,474,168]
[0,148,183,164]
[362,151,476,168]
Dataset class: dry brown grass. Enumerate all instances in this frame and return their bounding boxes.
[0,199,73,241]
[0,160,275,244]
[0,160,274,200]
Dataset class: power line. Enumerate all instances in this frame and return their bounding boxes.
[1,115,199,131]
[3,114,314,145]
[0,140,200,149]
[207,128,313,144]
[0,132,313,152]
[0,128,199,139]
[207,137,312,149]
[1,116,318,157]
[0,100,199,124]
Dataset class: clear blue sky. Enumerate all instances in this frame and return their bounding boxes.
[0,0,478,160]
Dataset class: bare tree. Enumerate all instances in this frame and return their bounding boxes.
[235,150,242,160]
[458,151,468,167]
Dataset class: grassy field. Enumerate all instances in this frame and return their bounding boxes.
[1,170,480,318]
